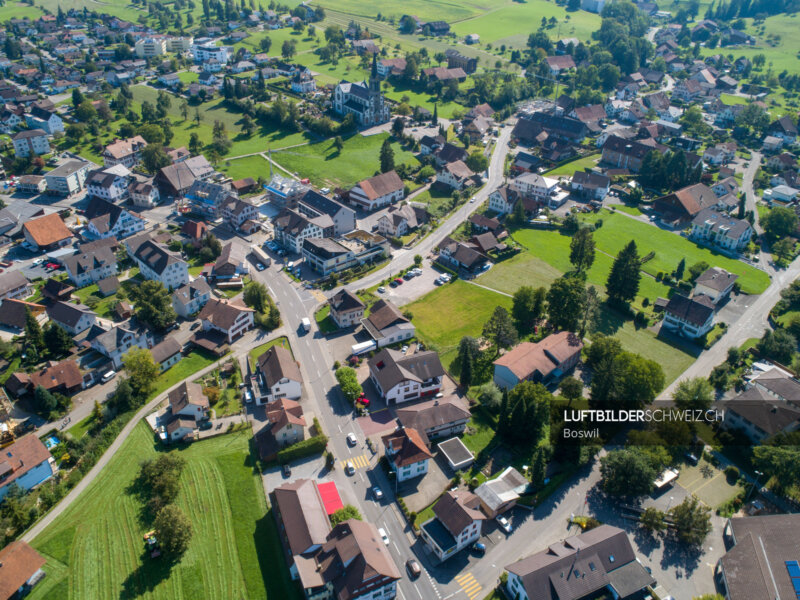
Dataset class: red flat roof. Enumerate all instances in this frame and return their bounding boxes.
[317,481,343,515]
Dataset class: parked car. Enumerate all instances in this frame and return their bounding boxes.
[394,278,404,285]
[346,432,357,446]
[473,542,486,554]
[199,420,213,431]
[378,528,389,545]
[377,286,386,293]
[282,464,291,477]
[256,263,265,271]
[101,370,116,383]
[406,559,421,578]
[372,486,383,500]
[496,515,513,533]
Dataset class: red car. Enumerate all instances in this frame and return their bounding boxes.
[394,278,404,285]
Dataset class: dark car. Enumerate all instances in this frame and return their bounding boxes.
[406,559,421,578]
[389,280,399,288]
[199,420,213,431]
[282,464,291,477]
[472,542,486,554]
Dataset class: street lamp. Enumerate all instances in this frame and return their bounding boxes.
[666,496,674,511]
[746,470,764,502]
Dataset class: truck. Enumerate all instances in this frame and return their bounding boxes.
[301,317,311,333]
[250,246,271,268]
[351,340,376,356]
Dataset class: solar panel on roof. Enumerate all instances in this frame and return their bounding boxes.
[786,560,800,599]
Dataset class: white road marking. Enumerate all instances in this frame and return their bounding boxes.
[392,540,400,554]
[413,583,423,599]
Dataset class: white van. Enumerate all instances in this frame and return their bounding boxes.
[101,371,116,383]
[301,317,311,333]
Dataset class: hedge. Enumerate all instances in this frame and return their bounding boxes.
[277,434,329,464]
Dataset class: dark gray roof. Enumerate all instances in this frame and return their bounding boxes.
[506,525,645,600]
[127,233,183,275]
[302,237,349,259]
[46,301,94,328]
[722,386,800,436]
[691,208,752,239]
[257,345,302,387]
[421,517,456,552]
[298,189,353,219]
[695,267,738,292]
[752,368,800,403]
[606,559,657,598]
[722,514,800,600]
[0,270,29,298]
[664,294,714,327]
[365,300,408,332]
[368,348,444,392]
[330,289,365,313]
[437,437,473,466]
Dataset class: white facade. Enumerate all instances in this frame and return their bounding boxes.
[191,42,230,65]
[13,132,50,158]
[202,309,255,343]
[135,37,167,58]
[86,209,145,241]
[45,163,90,196]
[87,174,130,203]
[257,375,302,405]
[25,111,63,135]
[511,173,560,204]
[131,184,160,208]
[663,309,714,339]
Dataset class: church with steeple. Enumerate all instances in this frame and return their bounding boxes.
[333,55,391,127]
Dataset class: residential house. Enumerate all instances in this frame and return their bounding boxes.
[273,208,331,254]
[254,398,306,461]
[62,243,118,287]
[25,103,63,134]
[376,203,428,238]
[125,233,190,290]
[5,360,83,398]
[130,181,160,208]
[474,467,529,518]
[0,435,56,500]
[720,386,800,443]
[333,57,390,127]
[437,160,479,190]
[396,396,471,444]
[690,208,753,252]
[44,160,90,196]
[493,331,583,389]
[662,294,715,338]
[0,541,46,599]
[0,270,30,302]
[0,299,46,332]
[221,197,259,231]
[421,491,485,561]
[12,129,49,158]
[328,289,366,328]
[762,135,783,152]
[718,514,800,600]
[382,426,432,481]
[767,152,797,171]
[419,134,445,155]
[212,241,249,280]
[601,135,656,172]
[544,55,576,76]
[151,336,182,372]
[469,214,505,237]
[767,115,798,144]
[422,66,467,83]
[290,190,356,237]
[41,278,74,302]
[673,78,705,102]
[764,184,799,206]
[90,324,151,368]
[168,381,209,421]
[181,220,207,242]
[368,348,444,404]
[504,525,655,600]
[348,170,405,211]
[171,278,212,318]
[694,267,738,303]
[16,175,46,195]
[155,155,214,196]
[488,185,538,216]
[271,479,331,579]
[571,171,610,201]
[103,136,147,168]
[301,231,389,276]
[197,298,255,343]
[436,237,489,274]
[361,299,415,348]
[435,142,468,167]
[290,70,316,93]
[255,344,303,405]
[377,57,407,78]
[516,112,587,143]
[654,183,719,226]
[463,116,492,142]
[84,196,145,240]
[712,176,739,199]
[0,107,22,133]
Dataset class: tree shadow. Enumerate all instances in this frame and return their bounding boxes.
[119,548,181,600]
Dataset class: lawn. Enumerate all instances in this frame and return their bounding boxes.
[272,133,419,188]
[316,0,486,22]
[382,79,468,120]
[314,305,339,334]
[413,186,457,218]
[219,155,270,182]
[28,423,299,600]
[580,210,770,295]
[66,414,96,440]
[150,350,220,400]
[544,153,601,177]
[677,457,744,509]
[248,336,292,370]
[612,204,643,216]
[406,280,512,372]
[0,1,44,19]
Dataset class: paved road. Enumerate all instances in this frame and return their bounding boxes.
[340,123,514,296]
[742,151,763,234]
[661,252,800,398]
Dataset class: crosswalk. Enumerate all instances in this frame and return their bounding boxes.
[455,572,482,600]
[339,454,371,470]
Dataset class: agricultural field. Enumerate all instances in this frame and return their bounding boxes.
[28,423,298,600]
[271,132,418,188]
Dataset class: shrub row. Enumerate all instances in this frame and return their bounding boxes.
[277,434,328,464]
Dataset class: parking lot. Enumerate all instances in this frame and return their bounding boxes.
[373,265,446,308]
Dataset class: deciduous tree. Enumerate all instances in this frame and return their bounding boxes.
[154,504,193,556]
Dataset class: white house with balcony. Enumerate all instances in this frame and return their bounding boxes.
[421,491,486,562]
[368,348,444,405]
[381,426,432,482]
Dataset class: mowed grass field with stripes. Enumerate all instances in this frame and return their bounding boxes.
[27,423,299,600]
